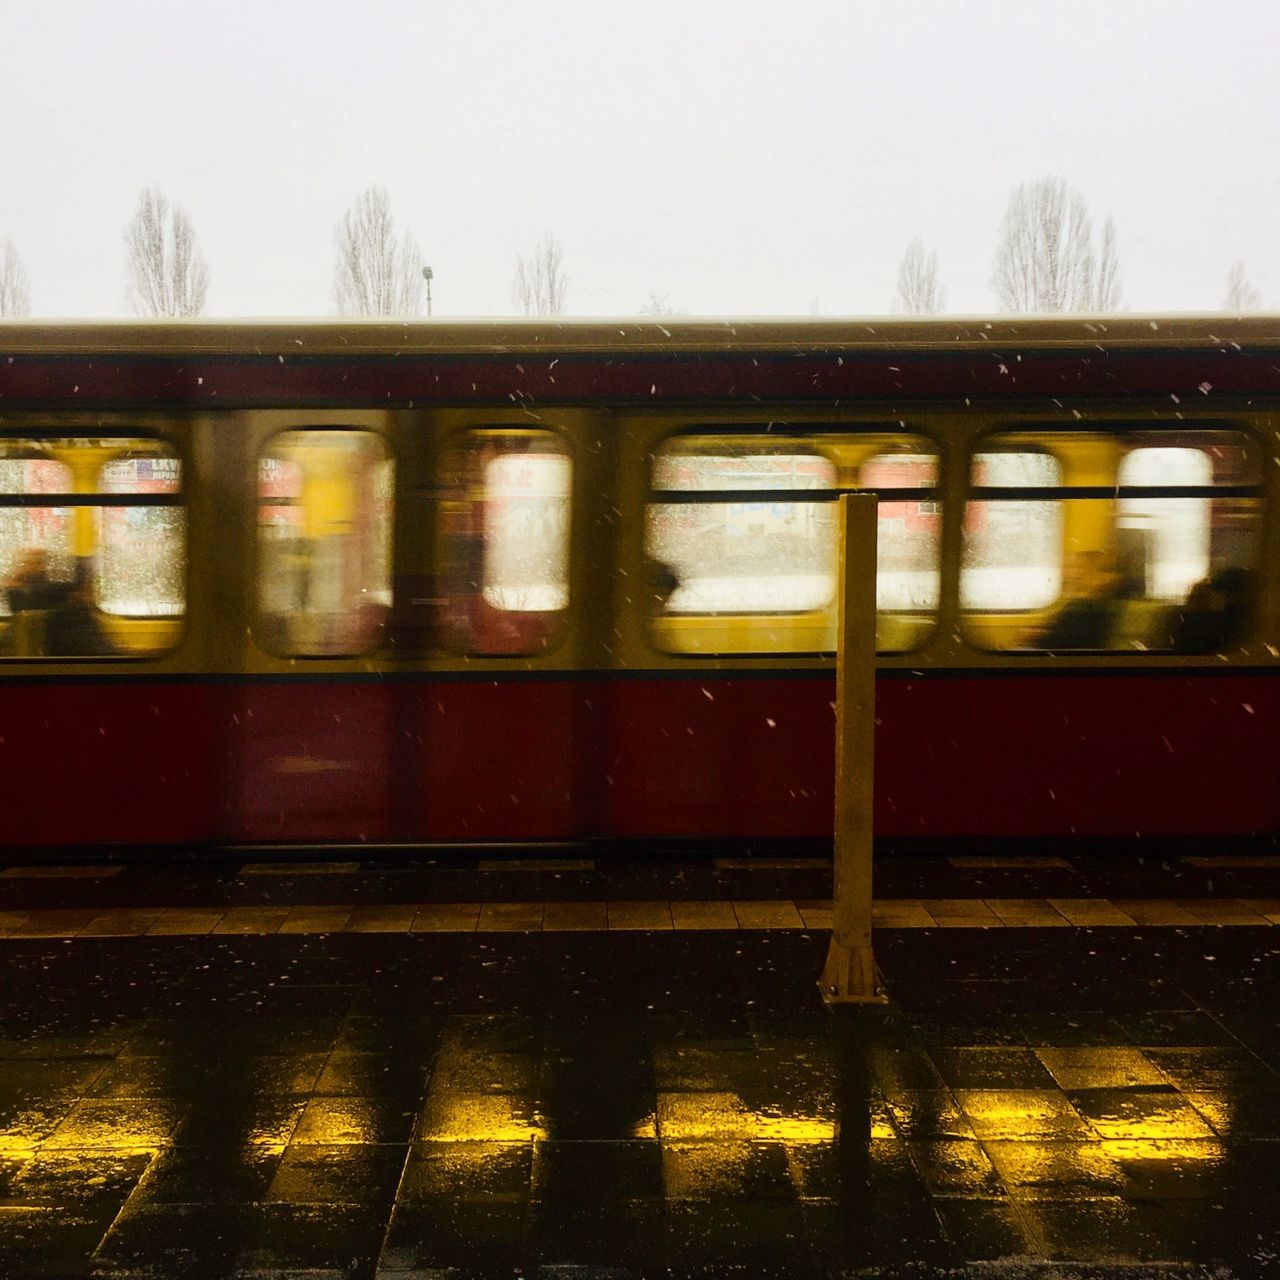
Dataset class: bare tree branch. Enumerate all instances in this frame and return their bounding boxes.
[333,186,425,317]
[124,188,209,317]
[992,176,1122,313]
[512,233,568,315]
[1223,260,1262,311]
[0,240,31,317]
[894,239,945,314]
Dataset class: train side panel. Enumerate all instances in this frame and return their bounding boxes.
[0,682,218,845]
[604,673,1280,840]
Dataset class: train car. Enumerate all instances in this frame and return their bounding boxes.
[0,317,1277,854]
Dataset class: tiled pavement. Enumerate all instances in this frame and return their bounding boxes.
[1,854,1279,1277]
[2,895,1280,937]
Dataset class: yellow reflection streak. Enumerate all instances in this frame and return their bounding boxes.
[422,1094,546,1144]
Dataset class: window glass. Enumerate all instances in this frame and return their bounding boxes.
[0,438,184,658]
[860,452,940,612]
[97,454,185,616]
[648,452,837,614]
[439,430,572,655]
[256,430,393,656]
[961,451,1063,611]
[0,458,74,603]
[646,431,940,655]
[962,430,1260,653]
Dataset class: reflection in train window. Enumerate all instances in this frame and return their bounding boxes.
[438,430,572,656]
[646,433,940,655]
[961,430,1260,653]
[0,437,185,658]
[256,430,393,657]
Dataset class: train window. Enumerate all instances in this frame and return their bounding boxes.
[437,430,572,656]
[648,450,838,615]
[97,454,185,618]
[256,430,393,657]
[961,430,1261,653]
[861,451,941,626]
[0,437,185,658]
[646,432,940,654]
[961,450,1064,613]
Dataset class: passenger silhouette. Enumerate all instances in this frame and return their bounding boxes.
[44,560,114,657]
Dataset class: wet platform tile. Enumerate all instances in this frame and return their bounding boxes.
[983,1137,1130,1200]
[933,1196,1044,1260]
[953,1089,1093,1141]
[661,1138,796,1201]
[1184,1086,1280,1139]
[399,1139,533,1202]
[1036,1045,1170,1090]
[236,1201,388,1272]
[931,1046,1059,1090]
[379,1197,528,1272]
[265,1141,405,1203]
[665,1200,811,1268]
[1019,1197,1192,1263]
[882,1088,977,1141]
[906,1137,1006,1197]
[1067,1087,1217,1140]
[130,1142,281,1204]
[291,1092,417,1145]
[532,1138,661,1203]
[529,1196,665,1270]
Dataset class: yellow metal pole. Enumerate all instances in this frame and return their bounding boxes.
[820,493,883,1003]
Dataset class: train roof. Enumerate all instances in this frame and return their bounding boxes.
[0,315,1278,357]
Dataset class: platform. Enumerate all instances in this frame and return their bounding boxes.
[1,852,1278,1278]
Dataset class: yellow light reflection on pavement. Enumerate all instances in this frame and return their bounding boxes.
[417,1093,546,1143]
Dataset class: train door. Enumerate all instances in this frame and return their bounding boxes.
[225,413,400,844]
[408,409,608,843]
[0,423,218,847]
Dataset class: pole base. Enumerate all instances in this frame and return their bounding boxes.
[819,939,887,1004]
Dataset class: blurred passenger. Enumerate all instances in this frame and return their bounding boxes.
[4,547,61,614]
[44,560,113,657]
[1032,550,1140,650]
[1171,567,1253,653]
[647,558,680,611]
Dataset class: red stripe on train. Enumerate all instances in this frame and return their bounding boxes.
[0,674,1273,846]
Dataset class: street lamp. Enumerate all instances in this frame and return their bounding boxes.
[423,265,433,317]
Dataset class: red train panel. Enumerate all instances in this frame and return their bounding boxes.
[225,681,396,843]
[415,680,591,841]
[603,673,1280,841]
[0,672,1273,848]
[0,683,217,846]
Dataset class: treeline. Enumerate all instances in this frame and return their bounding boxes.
[0,176,1268,318]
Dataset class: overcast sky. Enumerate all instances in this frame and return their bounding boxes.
[2,0,1276,318]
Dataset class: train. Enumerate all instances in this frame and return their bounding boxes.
[0,316,1276,853]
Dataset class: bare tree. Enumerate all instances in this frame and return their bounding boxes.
[0,240,31,317]
[1095,217,1121,312]
[1223,261,1262,311]
[894,239,945,314]
[124,188,209,317]
[992,176,1122,312]
[638,291,686,316]
[333,186,425,317]
[512,233,568,315]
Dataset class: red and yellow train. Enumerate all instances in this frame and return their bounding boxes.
[0,317,1276,852]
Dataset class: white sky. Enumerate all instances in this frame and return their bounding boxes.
[2,0,1276,318]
